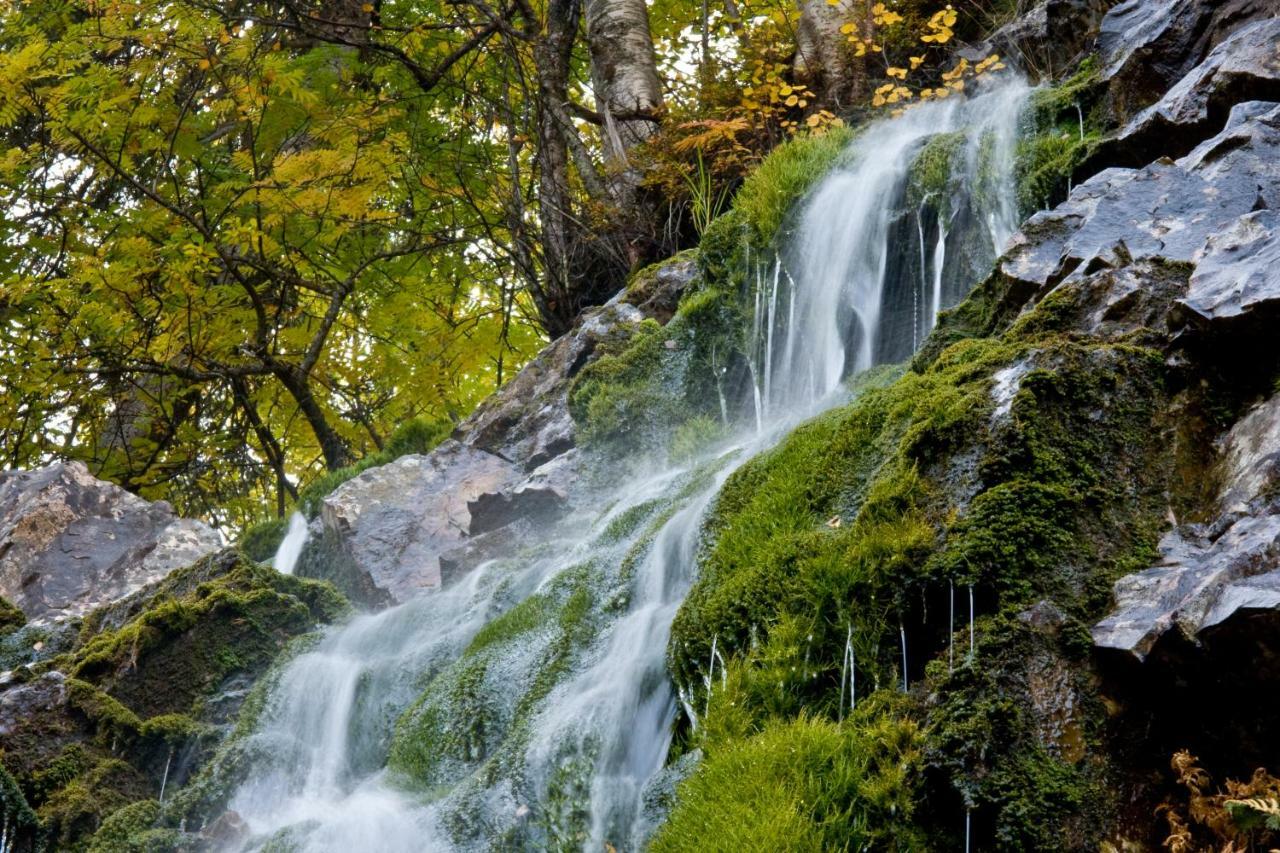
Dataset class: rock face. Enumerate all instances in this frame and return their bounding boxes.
[996,99,1280,347]
[1097,0,1280,122]
[305,442,522,605]
[962,0,1113,81]
[458,259,695,471]
[1093,17,1280,167]
[0,461,221,623]
[301,255,699,605]
[1093,394,1280,660]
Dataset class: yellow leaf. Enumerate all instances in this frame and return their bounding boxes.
[886,67,907,80]
[785,94,799,107]
[361,2,373,9]
[197,58,211,70]
[910,56,925,69]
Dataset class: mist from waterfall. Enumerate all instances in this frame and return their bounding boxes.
[216,78,1031,853]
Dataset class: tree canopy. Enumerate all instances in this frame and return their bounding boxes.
[0,0,1010,529]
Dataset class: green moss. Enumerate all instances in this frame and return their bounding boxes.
[387,565,597,788]
[37,756,146,851]
[1015,56,1108,215]
[87,799,180,853]
[653,695,924,853]
[907,131,965,211]
[2,553,348,851]
[0,596,27,635]
[730,128,855,246]
[666,268,1170,844]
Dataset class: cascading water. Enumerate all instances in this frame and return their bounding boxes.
[216,78,1030,852]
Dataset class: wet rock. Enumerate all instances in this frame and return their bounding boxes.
[458,255,697,471]
[0,461,221,623]
[960,0,1112,81]
[201,810,249,846]
[1092,516,1280,659]
[1097,0,1280,123]
[998,100,1280,343]
[1174,210,1280,338]
[1094,18,1280,166]
[308,442,522,605]
[1094,393,1280,661]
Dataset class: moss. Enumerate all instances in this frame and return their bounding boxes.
[1,553,347,851]
[907,131,965,212]
[37,756,147,851]
[653,694,924,853]
[666,267,1171,845]
[0,596,27,635]
[1015,56,1109,215]
[730,128,855,247]
[386,565,597,788]
[87,799,180,853]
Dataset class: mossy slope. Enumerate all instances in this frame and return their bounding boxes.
[0,551,347,851]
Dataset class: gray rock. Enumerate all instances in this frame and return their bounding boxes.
[999,100,1280,342]
[1095,18,1280,167]
[457,254,698,471]
[309,441,522,605]
[1175,210,1280,333]
[297,256,698,606]
[0,461,221,623]
[1094,393,1280,660]
[959,0,1112,81]
[1092,516,1280,659]
[1097,0,1280,122]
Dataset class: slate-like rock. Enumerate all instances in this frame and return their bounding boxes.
[1094,17,1280,167]
[0,462,221,623]
[1094,394,1280,660]
[1097,0,1280,122]
[457,254,698,471]
[997,100,1280,345]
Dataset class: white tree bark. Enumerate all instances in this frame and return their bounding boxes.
[795,0,866,108]
[584,0,665,167]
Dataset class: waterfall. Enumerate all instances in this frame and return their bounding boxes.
[272,512,309,576]
[217,79,1029,853]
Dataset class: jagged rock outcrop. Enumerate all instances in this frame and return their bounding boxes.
[1094,394,1280,660]
[994,99,1280,347]
[299,256,699,605]
[459,259,696,470]
[1097,0,1280,122]
[1091,17,1280,167]
[0,462,221,623]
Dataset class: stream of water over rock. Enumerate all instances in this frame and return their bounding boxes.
[231,78,1030,853]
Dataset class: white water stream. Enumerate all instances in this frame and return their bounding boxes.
[220,79,1030,852]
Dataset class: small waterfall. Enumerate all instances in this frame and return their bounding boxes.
[218,78,1030,853]
[272,512,309,576]
[751,78,1030,408]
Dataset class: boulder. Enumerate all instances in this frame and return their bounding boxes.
[1092,17,1280,167]
[0,461,221,623]
[306,441,523,605]
[1097,0,1280,123]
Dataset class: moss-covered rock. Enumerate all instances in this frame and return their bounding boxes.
[0,550,347,851]
[664,271,1172,848]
